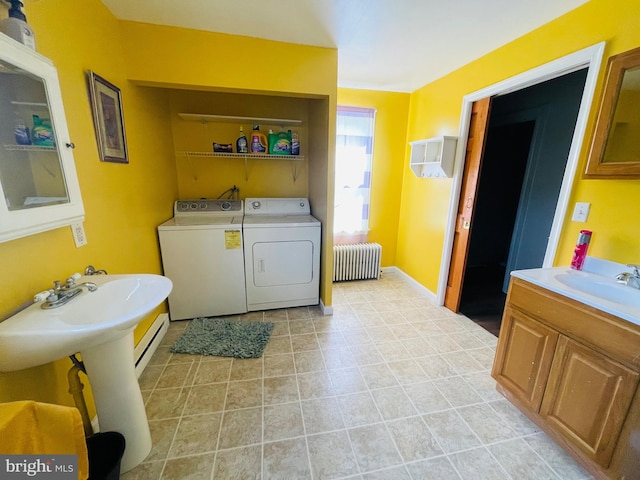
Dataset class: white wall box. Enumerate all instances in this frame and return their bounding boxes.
[409,136,458,178]
[0,33,84,243]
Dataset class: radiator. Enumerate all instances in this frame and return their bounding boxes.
[333,243,382,282]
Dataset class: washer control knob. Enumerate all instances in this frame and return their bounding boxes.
[189,202,198,209]
[221,201,232,211]
[299,201,306,208]
[199,202,207,209]
[252,201,261,209]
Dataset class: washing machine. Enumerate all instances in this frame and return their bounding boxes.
[243,198,321,311]
[157,199,247,320]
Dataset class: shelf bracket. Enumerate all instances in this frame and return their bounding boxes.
[184,153,199,182]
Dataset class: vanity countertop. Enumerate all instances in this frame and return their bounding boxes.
[511,257,640,326]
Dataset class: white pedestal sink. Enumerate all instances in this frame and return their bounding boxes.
[81,331,151,472]
[0,274,172,473]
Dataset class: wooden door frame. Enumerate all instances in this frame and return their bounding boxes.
[437,42,605,307]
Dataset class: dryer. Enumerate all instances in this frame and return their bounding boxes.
[243,198,321,311]
[157,199,247,320]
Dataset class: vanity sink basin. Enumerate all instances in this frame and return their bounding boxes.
[511,258,640,326]
[0,274,172,372]
[554,272,640,309]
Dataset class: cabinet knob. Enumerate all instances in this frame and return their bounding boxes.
[65,142,75,149]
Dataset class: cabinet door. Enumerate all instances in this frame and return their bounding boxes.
[540,336,639,468]
[0,35,83,242]
[492,306,559,411]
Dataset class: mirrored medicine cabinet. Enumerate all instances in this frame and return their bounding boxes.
[585,45,640,178]
[0,33,84,242]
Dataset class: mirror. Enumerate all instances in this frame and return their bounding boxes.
[585,45,640,178]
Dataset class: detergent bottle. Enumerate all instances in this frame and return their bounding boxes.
[250,125,268,154]
[236,126,248,153]
[291,130,300,155]
[31,115,54,146]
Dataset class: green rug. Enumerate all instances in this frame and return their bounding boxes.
[171,317,274,359]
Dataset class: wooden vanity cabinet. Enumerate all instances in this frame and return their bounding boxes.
[540,336,639,467]
[492,278,640,479]
[492,306,558,411]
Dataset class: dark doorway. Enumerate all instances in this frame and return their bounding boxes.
[459,68,588,336]
[459,121,534,335]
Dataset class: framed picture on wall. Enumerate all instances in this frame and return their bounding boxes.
[87,71,129,163]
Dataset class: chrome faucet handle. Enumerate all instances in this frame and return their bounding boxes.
[34,290,52,302]
[64,272,82,287]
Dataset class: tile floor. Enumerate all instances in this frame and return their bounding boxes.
[122,271,593,479]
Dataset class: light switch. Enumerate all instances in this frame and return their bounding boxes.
[71,222,87,247]
[572,202,590,222]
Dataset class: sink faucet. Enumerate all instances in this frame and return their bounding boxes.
[34,273,98,309]
[615,264,640,290]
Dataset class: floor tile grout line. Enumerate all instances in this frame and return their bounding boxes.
[517,435,568,480]
[210,356,231,465]
[485,438,546,480]
[290,314,318,480]
[160,379,189,479]
[205,398,544,449]
[450,406,515,478]
[338,334,412,476]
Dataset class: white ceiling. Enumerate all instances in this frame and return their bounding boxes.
[100,0,588,93]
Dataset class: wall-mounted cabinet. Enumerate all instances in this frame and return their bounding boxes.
[0,34,83,243]
[409,136,457,178]
[177,113,305,181]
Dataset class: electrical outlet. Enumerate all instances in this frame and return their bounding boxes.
[71,222,87,247]
[572,202,590,222]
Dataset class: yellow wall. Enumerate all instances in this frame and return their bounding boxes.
[119,22,336,97]
[0,0,337,409]
[337,88,410,266]
[0,0,177,408]
[398,0,640,292]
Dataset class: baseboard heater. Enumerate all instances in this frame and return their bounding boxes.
[333,243,382,282]
[134,313,169,378]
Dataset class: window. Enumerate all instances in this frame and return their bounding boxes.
[334,106,376,243]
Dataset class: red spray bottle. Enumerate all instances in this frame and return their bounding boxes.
[570,230,592,270]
